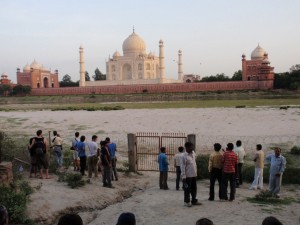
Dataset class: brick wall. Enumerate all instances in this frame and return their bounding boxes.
[31,80,273,96]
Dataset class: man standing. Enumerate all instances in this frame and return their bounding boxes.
[158,147,169,190]
[100,140,114,188]
[249,144,264,190]
[221,143,238,201]
[174,146,184,190]
[234,140,246,187]
[52,131,63,169]
[71,132,80,171]
[208,143,223,201]
[105,137,118,181]
[265,147,286,197]
[86,135,99,178]
[181,142,201,207]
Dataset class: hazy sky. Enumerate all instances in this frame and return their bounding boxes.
[1,0,299,83]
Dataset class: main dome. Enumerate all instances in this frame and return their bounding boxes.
[251,44,266,60]
[122,31,146,56]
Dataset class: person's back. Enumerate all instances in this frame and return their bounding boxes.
[196,218,214,225]
[0,206,8,225]
[116,212,136,225]
[262,216,283,225]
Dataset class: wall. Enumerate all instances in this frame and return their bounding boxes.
[31,80,273,96]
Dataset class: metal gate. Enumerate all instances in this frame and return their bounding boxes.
[136,132,187,172]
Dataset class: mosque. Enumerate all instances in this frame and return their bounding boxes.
[80,29,183,87]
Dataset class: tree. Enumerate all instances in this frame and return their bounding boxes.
[62,74,72,83]
[201,73,230,82]
[0,84,11,96]
[85,71,90,81]
[93,68,106,81]
[290,64,300,72]
[232,70,242,81]
[12,85,31,96]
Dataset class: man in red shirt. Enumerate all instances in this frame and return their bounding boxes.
[220,143,238,201]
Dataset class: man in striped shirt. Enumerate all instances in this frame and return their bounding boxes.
[220,143,238,201]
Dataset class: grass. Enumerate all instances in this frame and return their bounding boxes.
[247,190,297,205]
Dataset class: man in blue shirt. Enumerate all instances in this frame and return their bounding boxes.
[265,147,286,197]
[158,147,169,190]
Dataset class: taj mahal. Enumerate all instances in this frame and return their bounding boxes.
[80,29,183,87]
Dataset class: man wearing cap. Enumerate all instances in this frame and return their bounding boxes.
[86,135,99,178]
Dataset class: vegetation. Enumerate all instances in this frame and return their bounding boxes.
[274,65,300,90]
[59,74,79,87]
[200,70,242,82]
[58,172,86,188]
[247,190,296,205]
[85,71,90,81]
[290,146,300,155]
[93,68,106,81]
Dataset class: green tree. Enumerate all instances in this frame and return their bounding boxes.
[290,64,300,72]
[0,84,11,96]
[85,71,90,81]
[62,74,72,82]
[93,68,106,81]
[12,85,31,96]
[232,70,242,81]
[201,73,230,82]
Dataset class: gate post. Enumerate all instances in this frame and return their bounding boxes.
[187,134,196,152]
[127,133,137,172]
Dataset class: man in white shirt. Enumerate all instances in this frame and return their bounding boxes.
[181,142,201,207]
[174,146,184,190]
[234,140,246,187]
[86,135,99,178]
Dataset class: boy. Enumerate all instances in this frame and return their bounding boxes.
[158,147,169,190]
[174,146,184,190]
[249,144,264,190]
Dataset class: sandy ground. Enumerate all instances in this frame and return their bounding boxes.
[0,108,300,224]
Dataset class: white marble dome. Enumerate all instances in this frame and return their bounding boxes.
[23,64,30,72]
[122,31,146,56]
[30,60,42,70]
[113,51,121,58]
[251,44,266,60]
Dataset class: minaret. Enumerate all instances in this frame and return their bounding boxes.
[159,39,165,82]
[178,49,183,81]
[79,45,85,87]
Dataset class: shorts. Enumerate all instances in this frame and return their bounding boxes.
[73,151,79,160]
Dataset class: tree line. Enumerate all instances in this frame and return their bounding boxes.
[59,68,106,87]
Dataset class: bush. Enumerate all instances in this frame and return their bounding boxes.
[196,154,209,180]
[290,146,300,155]
[0,184,35,224]
[58,172,86,188]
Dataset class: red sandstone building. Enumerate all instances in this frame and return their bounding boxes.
[242,44,274,81]
[16,60,59,88]
[0,73,12,85]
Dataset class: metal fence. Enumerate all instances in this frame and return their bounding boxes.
[136,132,187,171]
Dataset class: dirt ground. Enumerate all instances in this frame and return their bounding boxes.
[25,171,300,225]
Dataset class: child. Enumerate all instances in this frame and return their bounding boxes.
[174,146,184,190]
[158,147,169,190]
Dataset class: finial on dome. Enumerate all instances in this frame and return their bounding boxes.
[133,26,135,33]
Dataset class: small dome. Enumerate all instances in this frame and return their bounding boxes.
[1,72,8,78]
[30,60,42,70]
[122,31,146,56]
[251,44,266,60]
[262,58,270,64]
[23,64,30,72]
[113,51,121,58]
[148,51,154,57]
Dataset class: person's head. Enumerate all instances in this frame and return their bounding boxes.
[80,135,85,142]
[214,143,222,152]
[57,213,83,225]
[227,143,234,151]
[116,212,136,225]
[53,131,58,136]
[196,218,214,225]
[92,135,98,141]
[36,129,42,136]
[75,132,79,138]
[257,144,262,151]
[274,147,281,157]
[100,140,108,147]
[236,140,242,147]
[185,141,194,153]
[262,216,283,225]
[105,137,111,142]
[160,147,166,153]
[0,205,8,225]
[178,146,184,153]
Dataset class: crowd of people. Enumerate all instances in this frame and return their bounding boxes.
[27,130,119,188]
[158,140,287,205]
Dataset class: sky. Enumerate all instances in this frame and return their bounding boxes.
[1,0,300,83]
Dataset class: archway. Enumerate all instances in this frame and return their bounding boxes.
[122,64,132,80]
[43,77,49,88]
